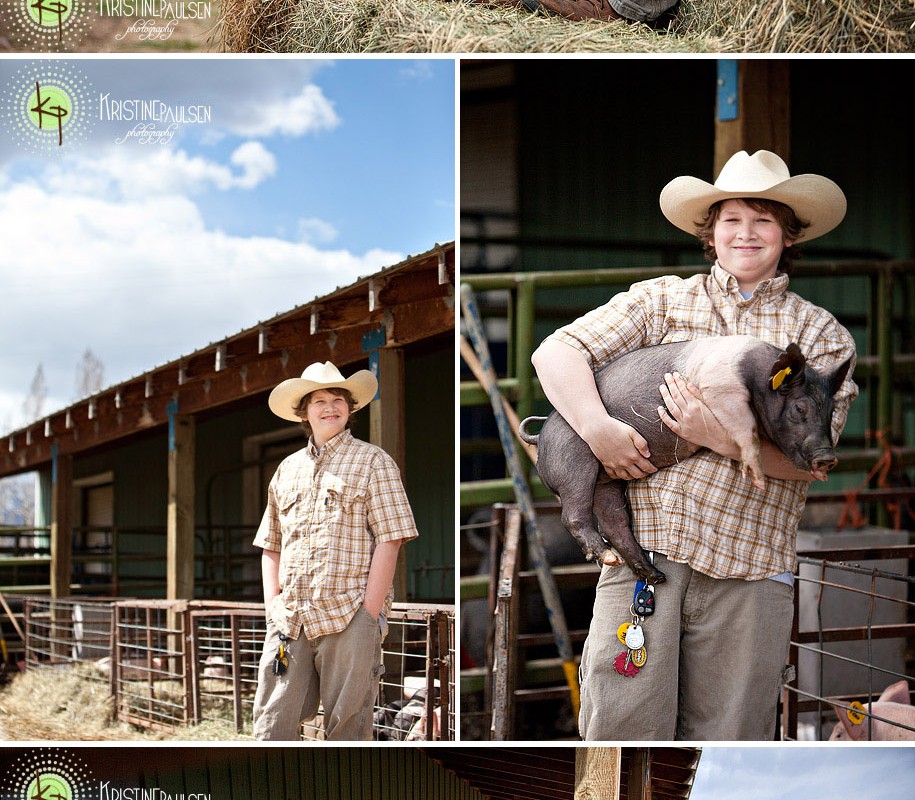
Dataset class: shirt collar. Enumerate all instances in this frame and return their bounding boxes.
[308,427,353,458]
[710,261,790,302]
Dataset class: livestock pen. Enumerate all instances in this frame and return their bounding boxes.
[4,596,455,741]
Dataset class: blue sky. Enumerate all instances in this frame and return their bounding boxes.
[0,58,455,432]
[693,747,915,800]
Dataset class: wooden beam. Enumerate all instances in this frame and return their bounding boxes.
[50,450,72,600]
[370,348,406,469]
[575,748,621,800]
[370,348,409,603]
[167,413,195,601]
[628,748,649,800]
[715,60,790,175]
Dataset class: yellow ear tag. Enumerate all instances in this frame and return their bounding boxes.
[846,701,866,725]
[771,366,792,390]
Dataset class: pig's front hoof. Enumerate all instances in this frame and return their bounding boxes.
[600,548,624,567]
[633,560,666,584]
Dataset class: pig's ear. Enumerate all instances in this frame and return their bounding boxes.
[879,680,911,705]
[826,356,853,398]
[769,343,806,392]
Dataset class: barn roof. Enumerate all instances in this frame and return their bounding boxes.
[0,242,454,478]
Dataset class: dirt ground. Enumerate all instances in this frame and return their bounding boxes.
[1,8,220,53]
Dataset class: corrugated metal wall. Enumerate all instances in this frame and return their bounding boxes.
[140,748,484,800]
[511,60,913,269]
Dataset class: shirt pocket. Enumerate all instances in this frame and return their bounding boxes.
[321,481,365,525]
[277,491,302,525]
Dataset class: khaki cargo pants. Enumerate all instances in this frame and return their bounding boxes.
[253,606,384,741]
[579,553,794,741]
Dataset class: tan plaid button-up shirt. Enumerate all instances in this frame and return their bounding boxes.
[551,262,858,579]
[253,428,419,639]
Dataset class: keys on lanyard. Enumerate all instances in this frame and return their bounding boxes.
[613,578,657,677]
[272,632,290,676]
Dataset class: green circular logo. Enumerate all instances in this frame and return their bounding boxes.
[2,750,92,800]
[1,0,91,50]
[26,0,73,27]
[27,82,72,136]
[26,772,73,800]
[2,64,95,155]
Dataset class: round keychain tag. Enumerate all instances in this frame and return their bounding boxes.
[630,646,647,668]
[617,622,631,645]
[624,624,645,650]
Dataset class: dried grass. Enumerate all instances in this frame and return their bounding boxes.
[0,667,248,741]
[214,0,915,52]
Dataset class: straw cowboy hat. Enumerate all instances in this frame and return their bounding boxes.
[659,150,847,243]
[268,361,378,422]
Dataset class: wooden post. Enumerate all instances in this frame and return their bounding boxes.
[715,60,790,175]
[490,508,521,741]
[50,449,73,599]
[167,412,195,601]
[628,747,650,800]
[50,449,73,661]
[574,748,622,800]
[369,348,409,600]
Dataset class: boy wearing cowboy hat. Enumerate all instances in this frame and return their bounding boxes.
[251,361,418,741]
[532,151,858,740]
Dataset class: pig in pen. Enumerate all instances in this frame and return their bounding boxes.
[780,525,915,741]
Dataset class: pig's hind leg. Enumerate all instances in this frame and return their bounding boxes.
[592,479,666,583]
[539,450,609,566]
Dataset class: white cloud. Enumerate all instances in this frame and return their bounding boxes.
[228,142,277,189]
[230,85,341,138]
[39,143,277,199]
[0,162,402,429]
[400,62,435,80]
[297,217,338,244]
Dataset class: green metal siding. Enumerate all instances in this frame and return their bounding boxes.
[404,336,455,601]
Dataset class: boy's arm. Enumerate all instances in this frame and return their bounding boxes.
[363,539,403,620]
[261,549,281,610]
[532,337,657,480]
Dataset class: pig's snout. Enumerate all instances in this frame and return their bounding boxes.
[807,448,838,481]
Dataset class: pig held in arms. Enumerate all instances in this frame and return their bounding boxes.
[519,335,853,584]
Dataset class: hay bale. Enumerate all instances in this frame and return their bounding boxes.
[0,666,250,741]
[0,665,124,740]
[678,0,915,52]
[214,0,914,52]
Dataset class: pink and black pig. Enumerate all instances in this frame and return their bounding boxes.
[520,334,853,584]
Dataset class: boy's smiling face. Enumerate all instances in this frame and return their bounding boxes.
[304,388,351,446]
